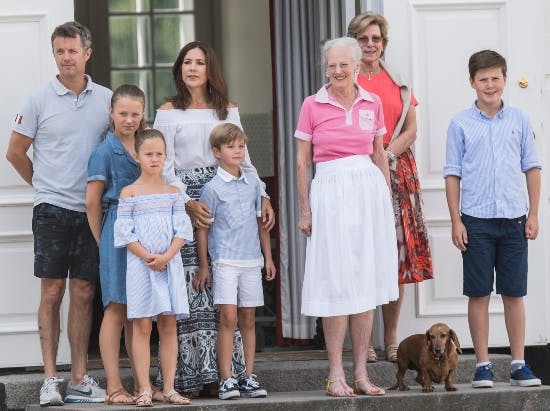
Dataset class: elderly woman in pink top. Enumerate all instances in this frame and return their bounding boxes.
[295,37,398,397]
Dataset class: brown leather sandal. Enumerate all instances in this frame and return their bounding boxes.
[106,387,135,405]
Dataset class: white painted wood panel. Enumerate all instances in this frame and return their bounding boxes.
[383,0,547,347]
[0,0,74,367]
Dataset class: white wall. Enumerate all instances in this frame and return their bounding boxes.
[0,0,74,367]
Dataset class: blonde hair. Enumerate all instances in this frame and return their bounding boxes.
[347,12,389,57]
[209,123,248,150]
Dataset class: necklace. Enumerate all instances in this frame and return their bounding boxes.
[365,66,382,81]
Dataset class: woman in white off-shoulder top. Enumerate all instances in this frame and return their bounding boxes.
[152,41,274,397]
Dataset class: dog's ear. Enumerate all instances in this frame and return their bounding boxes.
[450,329,462,354]
[425,330,431,346]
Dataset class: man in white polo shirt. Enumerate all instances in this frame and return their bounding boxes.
[6,21,111,406]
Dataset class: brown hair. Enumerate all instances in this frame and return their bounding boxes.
[209,123,248,150]
[111,84,147,132]
[167,41,229,120]
[468,50,507,79]
[347,12,389,57]
[51,21,92,50]
[134,129,166,153]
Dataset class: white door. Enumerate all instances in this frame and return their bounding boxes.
[379,0,548,348]
[0,0,74,367]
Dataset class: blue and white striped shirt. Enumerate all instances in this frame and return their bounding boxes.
[200,166,263,262]
[444,102,541,219]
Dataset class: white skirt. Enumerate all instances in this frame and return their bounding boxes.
[301,155,399,317]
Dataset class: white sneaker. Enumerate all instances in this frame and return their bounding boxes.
[64,374,105,403]
[40,377,64,406]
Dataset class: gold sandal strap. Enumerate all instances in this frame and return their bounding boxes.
[325,378,338,390]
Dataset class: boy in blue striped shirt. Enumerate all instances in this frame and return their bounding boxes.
[444,50,541,389]
[195,123,276,400]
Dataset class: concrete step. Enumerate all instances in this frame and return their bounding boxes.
[24,384,550,411]
[0,353,526,410]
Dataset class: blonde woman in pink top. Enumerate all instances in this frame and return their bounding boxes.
[295,37,398,397]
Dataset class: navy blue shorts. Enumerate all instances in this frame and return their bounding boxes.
[32,203,99,283]
[461,214,527,297]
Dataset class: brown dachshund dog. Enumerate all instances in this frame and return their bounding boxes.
[389,323,462,392]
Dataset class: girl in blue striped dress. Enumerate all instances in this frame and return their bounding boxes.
[114,129,193,407]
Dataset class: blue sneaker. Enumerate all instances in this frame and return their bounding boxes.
[218,377,240,400]
[510,364,541,387]
[472,363,494,388]
[239,374,267,398]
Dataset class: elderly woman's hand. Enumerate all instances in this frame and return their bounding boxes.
[185,200,212,228]
[298,210,312,236]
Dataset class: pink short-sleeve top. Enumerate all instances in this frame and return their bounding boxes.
[294,84,386,163]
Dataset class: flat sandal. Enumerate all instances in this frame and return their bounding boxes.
[325,378,356,397]
[135,391,153,407]
[354,377,385,396]
[367,345,378,363]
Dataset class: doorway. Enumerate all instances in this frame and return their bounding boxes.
[75,0,278,355]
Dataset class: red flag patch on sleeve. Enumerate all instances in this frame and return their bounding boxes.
[14,114,23,124]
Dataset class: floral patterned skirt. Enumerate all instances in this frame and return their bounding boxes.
[156,167,246,393]
[390,150,434,284]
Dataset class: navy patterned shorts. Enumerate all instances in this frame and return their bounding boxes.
[461,213,527,297]
[32,203,99,282]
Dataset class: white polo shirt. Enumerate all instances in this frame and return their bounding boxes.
[13,75,112,212]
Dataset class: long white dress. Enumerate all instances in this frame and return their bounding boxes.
[114,192,193,320]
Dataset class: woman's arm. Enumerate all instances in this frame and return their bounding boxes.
[296,139,313,236]
[386,105,417,156]
[258,222,276,281]
[192,227,212,291]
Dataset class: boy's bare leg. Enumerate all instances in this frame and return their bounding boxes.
[502,296,525,361]
[218,305,238,380]
[237,307,256,375]
[468,296,490,363]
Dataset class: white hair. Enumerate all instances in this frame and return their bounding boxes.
[322,37,362,66]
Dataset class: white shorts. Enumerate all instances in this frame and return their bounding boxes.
[212,260,264,307]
